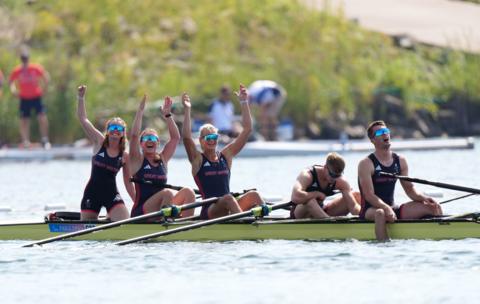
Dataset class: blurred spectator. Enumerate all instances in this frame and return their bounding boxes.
[208,85,238,138]
[248,80,286,141]
[9,50,51,149]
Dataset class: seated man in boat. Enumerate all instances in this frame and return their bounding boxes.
[290,152,360,219]
[357,120,443,241]
[182,84,264,219]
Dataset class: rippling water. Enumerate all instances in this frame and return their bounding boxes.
[1,141,480,303]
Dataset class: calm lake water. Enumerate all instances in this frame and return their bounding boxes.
[1,141,480,304]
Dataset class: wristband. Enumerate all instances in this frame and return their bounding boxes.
[77,96,84,102]
[240,99,248,104]
[164,113,172,118]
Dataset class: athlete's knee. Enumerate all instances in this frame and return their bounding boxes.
[305,199,320,209]
[179,187,196,199]
[247,190,263,204]
[374,209,386,222]
[430,203,443,216]
[217,194,232,206]
[352,191,361,203]
[161,188,175,198]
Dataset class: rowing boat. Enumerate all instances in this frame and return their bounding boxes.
[1,214,479,242]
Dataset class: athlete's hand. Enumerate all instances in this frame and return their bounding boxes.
[423,196,442,216]
[234,84,248,103]
[161,96,172,116]
[182,92,191,109]
[384,206,397,222]
[77,85,87,100]
[315,191,326,202]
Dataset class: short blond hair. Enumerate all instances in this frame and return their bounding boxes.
[326,152,345,174]
[199,124,218,137]
[140,128,158,138]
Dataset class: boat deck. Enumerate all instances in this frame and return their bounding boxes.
[1,215,479,242]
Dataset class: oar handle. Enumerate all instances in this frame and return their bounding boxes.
[130,178,202,195]
[379,172,480,195]
[115,201,293,246]
[130,179,256,197]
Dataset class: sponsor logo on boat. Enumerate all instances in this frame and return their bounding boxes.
[48,223,96,233]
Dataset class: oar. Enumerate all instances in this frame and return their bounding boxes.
[131,179,257,198]
[379,172,480,194]
[439,193,475,205]
[115,201,294,246]
[22,197,219,248]
[130,178,202,195]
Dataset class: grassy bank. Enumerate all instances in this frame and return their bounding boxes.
[0,0,479,143]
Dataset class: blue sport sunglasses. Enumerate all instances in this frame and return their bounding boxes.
[141,134,159,142]
[107,124,125,132]
[203,134,219,141]
[374,127,390,137]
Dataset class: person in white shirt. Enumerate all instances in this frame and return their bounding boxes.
[208,85,237,137]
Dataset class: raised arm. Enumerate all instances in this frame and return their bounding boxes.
[291,169,326,205]
[182,92,201,164]
[221,84,252,158]
[130,94,147,169]
[76,85,104,150]
[160,96,180,162]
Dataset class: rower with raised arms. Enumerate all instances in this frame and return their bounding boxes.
[357,120,443,241]
[182,84,264,219]
[129,94,195,218]
[76,85,133,221]
[290,152,360,219]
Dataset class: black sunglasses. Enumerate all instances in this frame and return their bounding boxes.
[327,167,342,179]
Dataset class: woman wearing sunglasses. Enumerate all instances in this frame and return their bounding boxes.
[290,152,361,219]
[129,95,195,218]
[182,85,264,219]
[76,85,133,221]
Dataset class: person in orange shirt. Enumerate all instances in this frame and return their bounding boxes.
[9,51,51,149]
